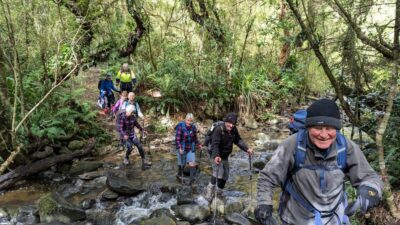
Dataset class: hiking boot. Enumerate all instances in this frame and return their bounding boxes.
[189,167,197,185]
[123,157,130,165]
[141,159,152,170]
[176,166,183,177]
[203,183,215,202]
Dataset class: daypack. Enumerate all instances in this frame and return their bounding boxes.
[175,121,196,152]
[288,109,307,135]
[98,79,103,90]
[203,121,225,155]
[279,129,349,225]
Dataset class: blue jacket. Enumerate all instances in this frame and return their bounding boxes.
[100,79,119,94]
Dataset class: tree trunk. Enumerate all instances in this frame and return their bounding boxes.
[375,0,400,218]
[0,138,95,190]
[278,0,291,68]
[119,0,146,57]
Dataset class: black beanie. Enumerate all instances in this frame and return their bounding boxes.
[305,99,341,129]
[224,112,238,125]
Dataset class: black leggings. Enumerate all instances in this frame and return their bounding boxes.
[211,176,226,189]
[120,82,133,92]
[105,93,115,108]
[124,137,145,159]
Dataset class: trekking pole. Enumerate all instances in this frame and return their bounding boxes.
[180,152,184,186]
[213,163,220,225]
[249,154,253,201]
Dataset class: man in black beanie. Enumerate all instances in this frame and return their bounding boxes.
[255,99,383,225]
[203,112,253,201]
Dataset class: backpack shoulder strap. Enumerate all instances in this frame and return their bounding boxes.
[293,129,307,174]
[336,131,347,172]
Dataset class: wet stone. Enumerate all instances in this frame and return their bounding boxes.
[15,205,39,225]
[70,161,103,175]
[0,207,9,222]
[81,199,96,210]
[78,171,105,180]
[225,213,252,225]
[177,222,190,225]
[137,214,176,225]
[175,204,210,222]
[38,192,86,223]
[106,173,145,196]
[101,189,119,201]
[252,160,266,170]
[225,198,244,214]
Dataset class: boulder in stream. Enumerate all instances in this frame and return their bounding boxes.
[138,214,176,225]
[38,192,86,223]
[69,161,103,175]
[225,198,244,214]
[15,205,39,224]
[101,189,119,201]
[175,204,210,222]
[252,160,266,170]
[225,213,252,225]
[0,207,9,222]
[106,173,145,196]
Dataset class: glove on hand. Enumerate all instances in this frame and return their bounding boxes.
[345,185,381,216]
[254,204,278,225]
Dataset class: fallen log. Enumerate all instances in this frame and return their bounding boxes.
[0,138,96,191]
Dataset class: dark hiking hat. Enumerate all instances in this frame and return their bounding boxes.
[224,112,238,125]
[305,99,341,129]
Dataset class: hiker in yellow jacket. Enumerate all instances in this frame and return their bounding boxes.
[116,63,136,92]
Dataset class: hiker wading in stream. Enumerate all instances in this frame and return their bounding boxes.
[203,112,253,201]
[118,104,151,169]
[175,113,202,185]
[255,99,383,225]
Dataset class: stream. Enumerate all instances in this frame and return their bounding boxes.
[0,121,288,225]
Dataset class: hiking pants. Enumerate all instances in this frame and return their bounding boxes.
[105,92,115,108]
[120,82,133,93]
[211,158,229,181]
[124,137,145,159]
[176,150,195,166]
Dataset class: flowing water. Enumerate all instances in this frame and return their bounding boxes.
[0,125,288,224]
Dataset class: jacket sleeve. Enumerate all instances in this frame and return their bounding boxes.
[113,100,121,113]
[257,137,295,206]
[193,125,199,145]
[345,139,383,196]
[211,126,223,158]
[133,119,143,132]
[175,124,183,149]
[111,82,119,92]
[233,128,248,152]
[100,80,106,91]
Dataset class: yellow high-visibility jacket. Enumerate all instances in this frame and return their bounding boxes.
[116,70,136,83]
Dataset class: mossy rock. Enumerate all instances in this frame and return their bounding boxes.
[38,194,58,217]
[38,192,85,223]
[68,140,86,151]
